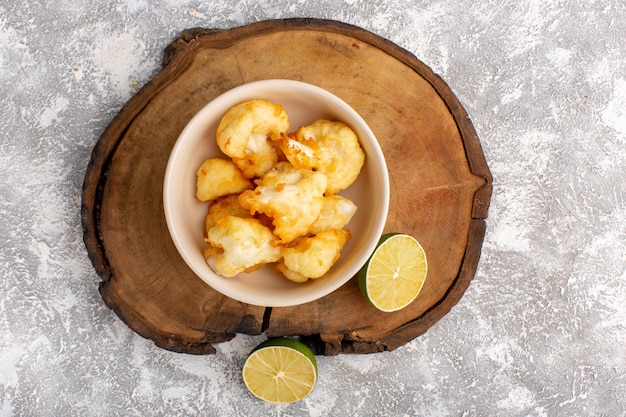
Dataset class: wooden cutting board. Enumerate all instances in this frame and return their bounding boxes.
[82,18,492,355]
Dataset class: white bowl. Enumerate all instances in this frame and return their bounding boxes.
[163,79,389,307]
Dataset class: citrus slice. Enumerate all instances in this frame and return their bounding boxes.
[358,233,428,312]
[242,337,318,403]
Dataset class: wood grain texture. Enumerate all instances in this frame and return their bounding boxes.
[81,18,492,355]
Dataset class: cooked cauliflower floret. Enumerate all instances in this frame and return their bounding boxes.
[204,194,251,238]
[196,158,252,202]
[216,99,290,178]
[276,229,352,282]
[205,216,282,277]
[239,162,327,244]
[277,119,365,194]
[274,132,321,169]
[310,195,357,234]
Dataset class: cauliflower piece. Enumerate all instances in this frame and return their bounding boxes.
[204,194,251,239]
[216,99,290,178]
[274,132,321,168]
[205,216,282,277]
[196,158,252,202]
[276,229,352,282]
[310,195,357,234]
[239,162,327,244]
[277,119,365,194]
[274,263,309,283]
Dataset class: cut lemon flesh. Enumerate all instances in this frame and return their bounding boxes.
[242,338,318,403]
[359,233,428,312]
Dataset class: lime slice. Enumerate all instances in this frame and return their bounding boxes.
[242,338,318,403]
[358,233,428,312]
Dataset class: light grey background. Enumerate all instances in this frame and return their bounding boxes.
[1,1,624,416]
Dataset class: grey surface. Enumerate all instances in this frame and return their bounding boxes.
[1,1,624,416]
